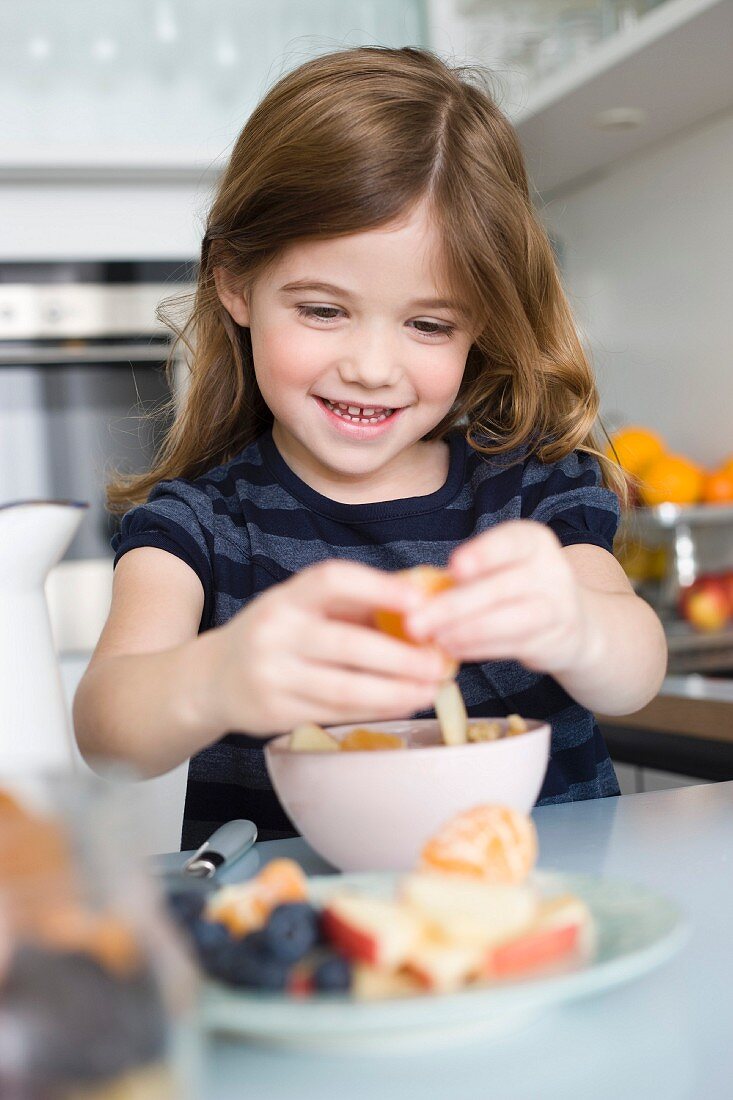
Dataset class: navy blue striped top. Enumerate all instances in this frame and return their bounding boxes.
[112,428,621,849]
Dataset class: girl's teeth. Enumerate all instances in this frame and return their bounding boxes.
[323,398,395,424]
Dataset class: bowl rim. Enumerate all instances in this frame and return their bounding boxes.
[265,717,550,761]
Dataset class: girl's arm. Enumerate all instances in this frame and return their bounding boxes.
[74,549,450,778]
[404,522,667,717]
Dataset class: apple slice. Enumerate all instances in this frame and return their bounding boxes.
[483,894,593,981]
[289,723,340,752]
[321,893,425,969]
[404,932,484,992]
[351,963,424,1001]
[400,872,537,948]
[435,679,468,746]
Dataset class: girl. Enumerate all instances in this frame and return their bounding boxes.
[74,47,667,848]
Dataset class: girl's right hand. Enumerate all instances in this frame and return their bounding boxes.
[205,560,451,735]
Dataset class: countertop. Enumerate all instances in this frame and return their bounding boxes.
[597,674,733,744]
[203,781,733,1100]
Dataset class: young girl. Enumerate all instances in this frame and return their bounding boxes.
[74,46,667,849]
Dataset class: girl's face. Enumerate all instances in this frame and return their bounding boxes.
[216,201,473,499]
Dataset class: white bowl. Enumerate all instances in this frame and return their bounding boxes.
[265,718,550,872]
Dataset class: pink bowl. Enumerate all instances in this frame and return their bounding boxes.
[265,718,550,872]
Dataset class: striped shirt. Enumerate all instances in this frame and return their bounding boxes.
[112,428,621,850]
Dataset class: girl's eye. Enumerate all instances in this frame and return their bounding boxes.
[296,305,343,322]
[411,320,455,339]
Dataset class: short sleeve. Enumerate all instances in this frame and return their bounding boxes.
[111,480,215,628]
[521,451,620,554]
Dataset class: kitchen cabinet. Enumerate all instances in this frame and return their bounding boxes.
[511,0,733,198]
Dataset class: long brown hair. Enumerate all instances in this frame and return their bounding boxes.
[107,45,628,514]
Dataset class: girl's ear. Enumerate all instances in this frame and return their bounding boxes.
[213,266,251,327]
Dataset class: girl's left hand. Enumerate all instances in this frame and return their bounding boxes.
[404,520,596,675]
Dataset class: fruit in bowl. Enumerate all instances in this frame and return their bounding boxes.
[264,718,550,872]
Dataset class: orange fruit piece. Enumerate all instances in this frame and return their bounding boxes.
[339,728,406,751]
[639,454,704,507]
[605,426,666,479]
[421,805,538,885]
[375,565,454,643]
[703,467,733,505]
[256,858,309,905]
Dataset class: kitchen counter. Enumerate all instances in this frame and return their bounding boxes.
[203,782,733,1100]
[598,674,733,744]
[598,675,733,784]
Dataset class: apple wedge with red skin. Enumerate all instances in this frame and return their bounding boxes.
[321,894,424,969]
[482,895,592,981]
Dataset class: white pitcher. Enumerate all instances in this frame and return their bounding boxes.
[0,500,88,774]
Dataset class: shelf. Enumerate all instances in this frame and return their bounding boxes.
[626,502,733,532]
[512,0,733,198]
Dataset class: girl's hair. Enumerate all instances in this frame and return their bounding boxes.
[107,45,628,514]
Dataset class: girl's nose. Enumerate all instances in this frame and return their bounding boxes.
[337,334,401,390]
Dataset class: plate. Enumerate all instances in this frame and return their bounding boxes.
[199,870,687,1053]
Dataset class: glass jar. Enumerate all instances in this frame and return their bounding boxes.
[0,772,200,1099]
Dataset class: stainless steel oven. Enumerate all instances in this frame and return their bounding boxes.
[0,260,196,561]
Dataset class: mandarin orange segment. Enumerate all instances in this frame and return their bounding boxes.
[255,858,309,905]
[374,565,454,643]
[420,805,538,885]
[339,728,406,752]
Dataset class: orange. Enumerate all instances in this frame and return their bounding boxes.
[339,728,406,751]
[703,468,733,505]
[256,858,309,905]
[420,804,538,885]
[639,454,704,507]
[606,426,666,479]
[375,565,454,643]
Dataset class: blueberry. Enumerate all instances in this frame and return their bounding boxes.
[262,903,319,963]
[312,954,352,993]
[189,918,232,964]
[208,932,289,991]
[165,890,206,928]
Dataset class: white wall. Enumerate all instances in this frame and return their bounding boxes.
[541,106,733,468]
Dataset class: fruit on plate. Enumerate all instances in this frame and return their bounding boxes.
[400,872,537,948]
[289,723,340,752]
[639,453,704,507]
[374,565,455,643]
[679,576,731,633]
[482,895,592,981]
[404,929,485,992]
[420,804,538,884]
[605,426,666,480]
[206,858,308,937]
[339,728,406,751]
[321,894,424,969]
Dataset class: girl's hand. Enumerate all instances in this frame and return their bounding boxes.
[405,521,596,675]
[207,560,451,735]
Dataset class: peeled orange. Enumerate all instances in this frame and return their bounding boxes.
[374,565,454,643]
[606,426,666,479]
[639,454,704,507]
[420,804,538,885]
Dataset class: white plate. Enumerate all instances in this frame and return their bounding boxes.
[200,871,687,1053]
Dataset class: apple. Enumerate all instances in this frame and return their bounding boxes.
[404,932,484,992]
[289,723,339,752]
[351,963,423,1001]
[400,872,537,948]
[321,894,424,968]
[482,895,592,981]
[679,576,731,632]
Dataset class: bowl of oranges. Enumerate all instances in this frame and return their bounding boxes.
[607,425,733,508]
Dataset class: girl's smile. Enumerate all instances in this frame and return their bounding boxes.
[215,200,474,503]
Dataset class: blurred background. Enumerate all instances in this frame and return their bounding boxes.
[2,0,733,843]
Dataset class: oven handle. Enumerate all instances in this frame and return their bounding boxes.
[0,343,174,366]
